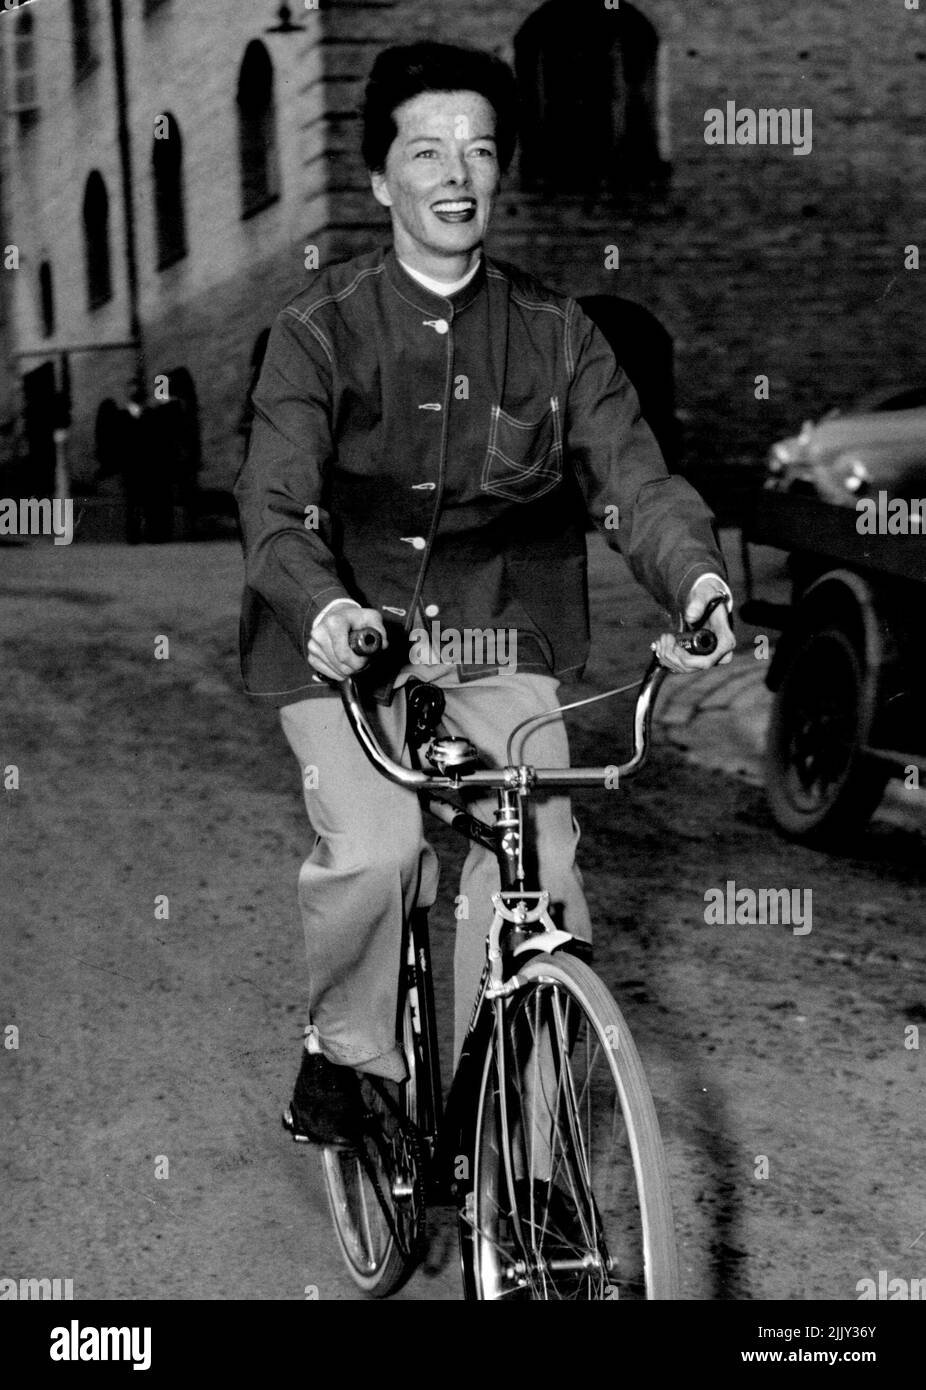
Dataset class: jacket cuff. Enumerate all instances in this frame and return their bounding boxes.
[690,572,734,608]
[301,585,356,659]
[674,562,730,617]
[311,597,362,632]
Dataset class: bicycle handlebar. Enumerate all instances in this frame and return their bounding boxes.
[347,625,718,661]
[337,598,726,791]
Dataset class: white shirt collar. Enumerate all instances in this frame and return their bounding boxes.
[397,255,481,299]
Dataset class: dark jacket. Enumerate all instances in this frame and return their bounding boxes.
[234,246,726,704]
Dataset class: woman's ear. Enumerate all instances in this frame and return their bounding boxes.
[370,170,392,209]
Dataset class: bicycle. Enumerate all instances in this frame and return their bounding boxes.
[309,604,722,1301]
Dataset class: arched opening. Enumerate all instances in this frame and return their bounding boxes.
[21,363,58,496]
[152,112,187,269]
[515,0,668,203]
[38,261,55,338]
[82,171,112,309]
[236,41,281,218]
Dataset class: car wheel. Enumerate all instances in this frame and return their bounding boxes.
[765,623,889,843]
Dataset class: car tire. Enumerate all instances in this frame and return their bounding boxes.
[765,623,889,844]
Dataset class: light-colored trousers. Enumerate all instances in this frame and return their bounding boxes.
[279,665,593,1081]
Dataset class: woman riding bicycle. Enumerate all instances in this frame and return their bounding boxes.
[234,39,735,1150]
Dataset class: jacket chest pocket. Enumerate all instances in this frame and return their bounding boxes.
[481,396,563,502]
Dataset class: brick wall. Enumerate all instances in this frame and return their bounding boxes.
[3,0,925,514]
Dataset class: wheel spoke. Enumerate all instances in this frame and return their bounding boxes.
[355,1156,377,1264]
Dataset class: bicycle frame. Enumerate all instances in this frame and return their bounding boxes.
[338,652,669,1208]
[321,603,724,1292]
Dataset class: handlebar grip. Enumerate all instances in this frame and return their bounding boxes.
[348,628,383,657]
[677,592,729,656]
[679,627,718,656]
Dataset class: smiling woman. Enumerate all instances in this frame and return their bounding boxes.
[233,40,733,1254]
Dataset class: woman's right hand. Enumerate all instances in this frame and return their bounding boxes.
[307,605,388,682]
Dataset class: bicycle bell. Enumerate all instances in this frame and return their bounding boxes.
[425,737,479,777]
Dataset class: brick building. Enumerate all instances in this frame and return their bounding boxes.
[1,0,924,519]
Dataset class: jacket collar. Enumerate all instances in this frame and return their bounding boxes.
[383,245,487,316]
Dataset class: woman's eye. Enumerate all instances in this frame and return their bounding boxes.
[415,149,437,158]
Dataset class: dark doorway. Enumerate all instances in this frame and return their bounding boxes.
[165,366,202,537]
[21,362,58,496]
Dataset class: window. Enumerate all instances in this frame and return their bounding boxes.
[70,0,99,83]
[152,113,187,269]
[39,260,55,337]
[236,41,280,218]
[9,7,40,123]
[82,171,112,309]
[514,0,668,203]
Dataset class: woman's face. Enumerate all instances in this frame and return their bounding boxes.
[371,89,501,276]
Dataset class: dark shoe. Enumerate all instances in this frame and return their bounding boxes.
[282,1051,365,1149]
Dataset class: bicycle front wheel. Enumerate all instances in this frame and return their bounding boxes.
[464,952,679,1301]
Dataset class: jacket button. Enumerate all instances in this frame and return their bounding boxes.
[424,603,440,618]
[401,536,427,550]
[429,319,449,334]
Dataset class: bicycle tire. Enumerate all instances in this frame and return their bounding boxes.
[462,951,679,1301]
[320,992,425,1298]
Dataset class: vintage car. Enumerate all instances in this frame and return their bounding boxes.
[740,387,926,843]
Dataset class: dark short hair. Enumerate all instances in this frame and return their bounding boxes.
[360,41,519,173]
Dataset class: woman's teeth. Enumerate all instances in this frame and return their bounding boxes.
[433,201,476,220]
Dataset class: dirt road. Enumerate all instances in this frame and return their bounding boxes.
[1,532,924,1300]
